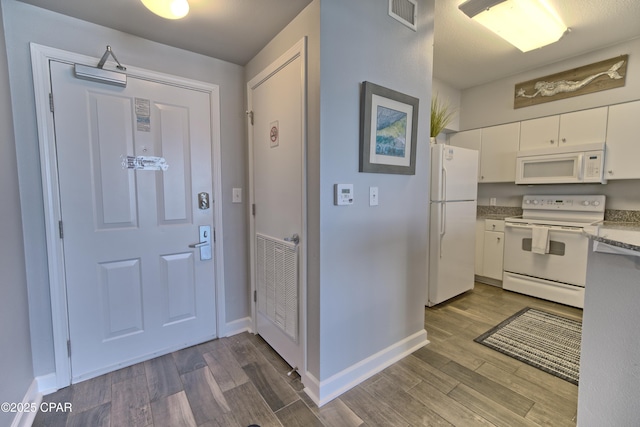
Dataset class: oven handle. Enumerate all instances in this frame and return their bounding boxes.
[504,223,584,233]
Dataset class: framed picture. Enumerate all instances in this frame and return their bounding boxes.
[359,81,419,175]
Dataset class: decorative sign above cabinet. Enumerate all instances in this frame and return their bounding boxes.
[514,55,628,109]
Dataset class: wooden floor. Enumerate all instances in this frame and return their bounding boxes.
[33,283,582,427]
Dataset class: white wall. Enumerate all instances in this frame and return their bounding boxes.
[0,2,34,424]
[461,37,640,210]
[1,0,248,378]
[460,37,640,130]
[432,78,461,134]
[318,0,433,380]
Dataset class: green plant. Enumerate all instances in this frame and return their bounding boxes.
[430,93,456,138]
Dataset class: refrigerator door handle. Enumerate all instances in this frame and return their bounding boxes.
[442,166,447,202]
[439,202,446,258]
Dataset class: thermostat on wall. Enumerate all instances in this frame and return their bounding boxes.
[334,184,354,206]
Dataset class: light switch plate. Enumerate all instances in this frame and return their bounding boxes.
[369,187,379,206]
[232,188,242,203]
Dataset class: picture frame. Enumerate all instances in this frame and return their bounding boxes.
[359,81,419,175]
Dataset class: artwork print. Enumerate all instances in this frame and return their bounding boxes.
[360,81,419,175]
[375,106,407,158]
[514,55,627,109]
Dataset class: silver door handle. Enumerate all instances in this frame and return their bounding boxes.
[190,226,212,260]
[284,234,300,245]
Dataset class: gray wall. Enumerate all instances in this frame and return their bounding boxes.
[578,247,640,425]
[246,0,434,383]
[317,0,433,379]
[245,0,322,378]
[0,1,34,424]
[1,0,248,377]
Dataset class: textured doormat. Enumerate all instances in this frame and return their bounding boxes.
[474,307,582,385]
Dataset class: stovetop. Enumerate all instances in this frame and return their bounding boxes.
[505,195,606,228]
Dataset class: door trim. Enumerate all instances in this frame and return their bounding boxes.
[30,43,226,390]
[247,38,307,379]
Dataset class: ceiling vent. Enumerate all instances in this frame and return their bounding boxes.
[389,0,417,31]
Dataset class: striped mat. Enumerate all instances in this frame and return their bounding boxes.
[474,307,581,385]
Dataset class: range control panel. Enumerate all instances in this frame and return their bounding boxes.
[522,195,606,212]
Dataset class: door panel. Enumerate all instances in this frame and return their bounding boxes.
[250,42,306,372]
[89,93,138,229]
[50,60,217,381]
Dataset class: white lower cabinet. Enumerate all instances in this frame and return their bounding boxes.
[476,219,505,283]
[483,231,504,280]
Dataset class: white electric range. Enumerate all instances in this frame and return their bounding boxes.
[502,195,605,308]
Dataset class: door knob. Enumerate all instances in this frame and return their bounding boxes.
[284,234,300,245]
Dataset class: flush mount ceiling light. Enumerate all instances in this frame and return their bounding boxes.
[458,0,567,52]
[141,0,190,20]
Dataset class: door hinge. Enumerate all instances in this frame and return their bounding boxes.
[213,229,216,243]
[252,204,256,216]
[253,290,257,302]
[49,93,54,113]
[246,110,254,125]
[67,340,71,358]
[58,220,64,239]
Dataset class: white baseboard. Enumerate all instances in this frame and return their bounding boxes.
[36,373,57,396]
[223,316,252,337]
[303,329,429,407]
[10,379,42,427]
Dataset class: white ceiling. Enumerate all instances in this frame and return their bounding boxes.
[16,0,640,90]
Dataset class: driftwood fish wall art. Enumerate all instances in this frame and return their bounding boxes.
[514,55,628,109]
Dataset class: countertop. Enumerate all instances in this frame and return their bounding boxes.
[583,222,640,255]
[476,206,522,220]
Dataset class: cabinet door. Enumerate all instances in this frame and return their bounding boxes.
[482,231,504,280]
[605,101,640,179]
[559,107,608,146]
[480,122,520,183]
[449,129,482,181]
[475,219,485,276]
[520,115,560,150]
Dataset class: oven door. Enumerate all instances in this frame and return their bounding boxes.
[503,222,589,286]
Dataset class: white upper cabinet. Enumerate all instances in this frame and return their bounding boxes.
[448,129,482,180]
[479,122,520,183]
[519,107,608,151]
[605,100,640,180]
[519,115,560,150]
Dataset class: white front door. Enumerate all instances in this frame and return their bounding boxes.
[50,60,217,382]
[248,40,306,373]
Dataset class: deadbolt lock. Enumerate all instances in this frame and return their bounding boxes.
[198,192,210,210]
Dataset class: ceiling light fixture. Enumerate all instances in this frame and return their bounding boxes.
[141,0,190,20]
[458,0,567,52]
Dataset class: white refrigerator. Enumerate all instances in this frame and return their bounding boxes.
[428,143,479,306]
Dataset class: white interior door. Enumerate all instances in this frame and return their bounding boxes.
[50,60,217,382]
[249,40,306,373]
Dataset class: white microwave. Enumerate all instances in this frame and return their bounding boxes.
[515,143,606,185]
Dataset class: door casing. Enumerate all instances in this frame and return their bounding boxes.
[247,38,308,384]
[30,43,226,391]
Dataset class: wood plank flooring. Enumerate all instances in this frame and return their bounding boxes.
[33,283,580,426]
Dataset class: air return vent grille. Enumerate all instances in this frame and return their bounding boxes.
[389,0,417,31]
[256,233,298,341]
